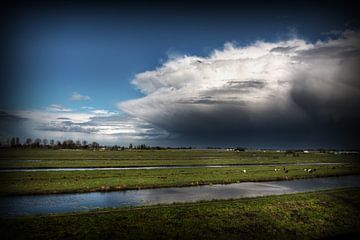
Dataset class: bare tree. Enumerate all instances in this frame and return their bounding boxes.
[10,138,16,147]
[26,138,32,146]
[34,138,42,148]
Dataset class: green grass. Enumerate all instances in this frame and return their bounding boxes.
[1,164,359,195]
[1,188,360,240]
[0,149,358,168]
[1,149,359,196]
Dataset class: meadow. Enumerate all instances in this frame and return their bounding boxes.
[1,188,360,240]
[0,149,359,195]
[1,163,359,195]
[0,149,357,169]
[1,149,360,239]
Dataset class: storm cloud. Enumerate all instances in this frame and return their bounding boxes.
[119,30,360,147]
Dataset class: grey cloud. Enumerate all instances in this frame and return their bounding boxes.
[0,111,28,122]
[37,122,97,134]
[226,80,266,89]
[298,46,357,58]
[36,114,169,140]
[120,30,360,148]
[56,117,71,120]
[177,96,247,105]
[270,46,296,53]
[178,99,232,105]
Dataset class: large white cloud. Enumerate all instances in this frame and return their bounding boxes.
[119,30,360,147]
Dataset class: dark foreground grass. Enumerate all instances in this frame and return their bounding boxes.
[1,164,359,195]
[1,188,360,240]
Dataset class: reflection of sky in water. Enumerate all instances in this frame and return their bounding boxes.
[1,175,359,217]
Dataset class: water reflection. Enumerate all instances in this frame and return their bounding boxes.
[0,175,359,217]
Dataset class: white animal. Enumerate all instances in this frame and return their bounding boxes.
[304,169,307,171]
[308,169,312,172]
[243,169,247,173]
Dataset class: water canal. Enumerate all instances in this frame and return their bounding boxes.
[1,175,359,217]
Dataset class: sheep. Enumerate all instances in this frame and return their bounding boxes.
[308,169,312,173]
[304,168,307,171]
[243,169,247,173]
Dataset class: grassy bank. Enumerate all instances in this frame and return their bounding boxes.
[1,188,360,239]
[1,164,359,195]
[0,149,358,169]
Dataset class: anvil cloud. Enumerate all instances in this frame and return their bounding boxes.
[119,30,360,147]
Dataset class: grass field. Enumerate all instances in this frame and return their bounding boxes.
[1,188,360,240]
[1,163,359,195]
[0,149,358,169]
[0,149,359,195]
[1,149,360,239]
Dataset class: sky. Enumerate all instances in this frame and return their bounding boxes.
[1,0,360,148]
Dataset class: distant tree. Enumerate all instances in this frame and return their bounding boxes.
[10,137,16,147]
[62,140,75,149]
[75,140,81,148]
[26,138,32,147]
[50,139,55,146]
[234,147,246,152]
[285,150,294,155]
[34,138,42,148]
[42,139,48,147]
[91,142,99,149]
[129,143,133,149]
[15,137,20,146]
[137,144,150,150]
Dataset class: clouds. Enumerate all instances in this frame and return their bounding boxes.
[1,30,359,147]
[70,92,91,101]
[0,111,28,122]
[46,104,72,112]
[119,30,360,147]
[36,113,168,140]
[0,107,169,143]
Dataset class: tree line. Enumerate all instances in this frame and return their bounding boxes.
[0,137,193,150]
[0,137,101,149]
